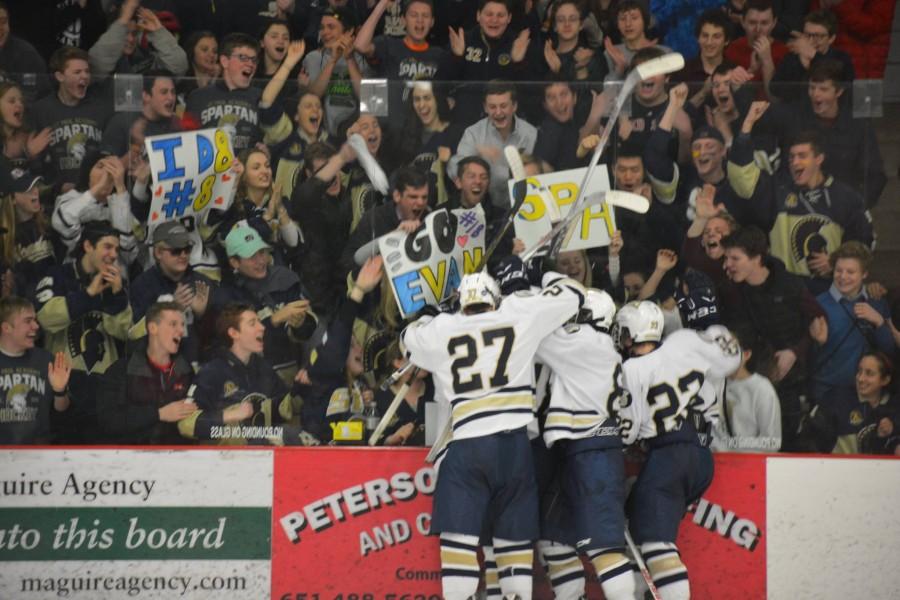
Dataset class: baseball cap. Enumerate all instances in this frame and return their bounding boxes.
[0,158,43,195]
[692,126,726,146]
[225,225,270,258]
[152,221,194,248]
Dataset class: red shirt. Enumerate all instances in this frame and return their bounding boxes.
[724,37,789,81]
[810,0,896,79]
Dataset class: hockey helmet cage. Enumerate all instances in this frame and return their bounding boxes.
[578,289,617,332]
[614,300,664,349]
[458,272,501,311]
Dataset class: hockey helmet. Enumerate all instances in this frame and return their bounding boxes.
[458,272,501,311]
[577,289,617,332]
[614,300,664,349]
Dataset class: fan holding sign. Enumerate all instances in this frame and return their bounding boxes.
[340,166,430,276]
[377,206,488,318]
[144,128,243,279]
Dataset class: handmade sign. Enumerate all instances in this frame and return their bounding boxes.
[379,207,486,317]
[509,167,616,254]
[144,128,237,231]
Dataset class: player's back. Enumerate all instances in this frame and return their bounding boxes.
[403,285,581,440]
[537,324,623,447]
[620,325,741,445]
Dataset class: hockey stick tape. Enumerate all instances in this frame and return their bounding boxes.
[504,145,526,180]
[348,133,390,195]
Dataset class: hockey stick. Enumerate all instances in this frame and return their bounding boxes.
[418,147,531,459]
[520,190,648,262]
[473,145,531,272]
[368,378,411,446]
[548,190,650,258]
[506,144,529,215]
[624,528,663,600]
[590,52,685,178]
[379,361,414,391]
[520,53,682,263]
[383,148,542,456]
[591,190,650,214]
[348,133,390,194]
[425,418,452,463]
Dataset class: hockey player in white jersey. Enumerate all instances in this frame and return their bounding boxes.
[401,270,585,600]
[615,301,741,600]
[534,289,636,600]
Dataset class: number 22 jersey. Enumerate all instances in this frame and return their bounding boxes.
[619,325,741,445]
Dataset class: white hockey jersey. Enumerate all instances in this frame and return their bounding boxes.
[402,277,583,441]
[536,324,624,447]
[620,325,741,445]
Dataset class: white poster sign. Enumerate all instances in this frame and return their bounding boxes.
[509,166,616,253]
[379,207,486,317]
[144,128,237,234]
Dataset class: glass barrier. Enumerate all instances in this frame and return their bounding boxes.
[143,76,890,211]
[0,70,895,448]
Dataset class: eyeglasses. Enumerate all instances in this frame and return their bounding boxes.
[163,247,191,256]
[230,53,259,65]
[556,15,580,25]
[803,32,830,41]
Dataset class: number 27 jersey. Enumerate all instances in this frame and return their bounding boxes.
[619,325,741,445]
[402,284,581,441]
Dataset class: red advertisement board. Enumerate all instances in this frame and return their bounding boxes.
[678,453,767,600]
[272,449,766,600]
[272,448,442,600]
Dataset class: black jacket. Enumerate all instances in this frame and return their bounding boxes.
[97,339,194,444]
[0,36,51,100]
[341,202,402,275]
[451,26,535,126]
[213,266,317,373]
[304,297,364,442]
[288,176,353,315]
[182,348,294,444]
[535,116,583,172]
[783,101,886,207]
[771,47,855,104]
[129,265,215,363]
[722,257,824,384]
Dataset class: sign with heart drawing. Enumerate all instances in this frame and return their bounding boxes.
[144,128,239,248]
[379,206,486,317]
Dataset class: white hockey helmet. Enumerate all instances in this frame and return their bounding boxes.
[578,289,617,332]
[614,300,664,349]
[458,272,501,311]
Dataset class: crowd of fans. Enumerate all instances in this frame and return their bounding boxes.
[0,0,897,455]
